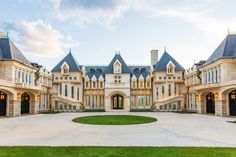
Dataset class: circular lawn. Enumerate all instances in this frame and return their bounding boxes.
[72,115,157,125]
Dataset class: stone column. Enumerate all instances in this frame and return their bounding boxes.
[105,96,110,111]
[30,100,39,114]
[8,100,20,117]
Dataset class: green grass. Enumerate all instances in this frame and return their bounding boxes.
[0,146,236,157]
[72,115,157,125]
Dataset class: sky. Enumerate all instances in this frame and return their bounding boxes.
[0,0,236,70]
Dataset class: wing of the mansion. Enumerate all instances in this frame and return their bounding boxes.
[1,32,236,117]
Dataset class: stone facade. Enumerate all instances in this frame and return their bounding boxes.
[2,32,236,117]
[185,33,236,117]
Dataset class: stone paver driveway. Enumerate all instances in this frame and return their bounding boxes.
[0,112,236,146]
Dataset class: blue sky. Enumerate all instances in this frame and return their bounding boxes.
[0,0,236,70]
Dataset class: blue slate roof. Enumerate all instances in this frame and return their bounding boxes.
[129,66,150,79]
[154,51,184,71]
[85,66,106,79]
[0,37,32,67]
[203,34,236,66]
[105,53,131,73]
[51,52,81,72]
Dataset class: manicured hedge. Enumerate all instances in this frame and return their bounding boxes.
[130,108,153,112]
[84,109,106,112]
[38,110,62,114]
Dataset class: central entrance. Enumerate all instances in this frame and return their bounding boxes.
[112,94,123,109]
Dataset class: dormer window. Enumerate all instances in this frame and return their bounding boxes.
[113,60,122,73]
[61,62,69,75]
[166,61,175,74]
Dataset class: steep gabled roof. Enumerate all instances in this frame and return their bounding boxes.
[129,65,150,79]
[105,53,131,73]
[85,65,107,79]
[154,51,184,71]
[0,37,32,67]
[51,52,81,72]
[203,34,236,66]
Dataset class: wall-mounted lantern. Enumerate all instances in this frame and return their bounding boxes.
[17,93,21,100]
[37,95,40,101]
[195,95,200,101]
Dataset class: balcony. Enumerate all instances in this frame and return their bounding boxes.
[106,82,130,88]
[15,82,42,91]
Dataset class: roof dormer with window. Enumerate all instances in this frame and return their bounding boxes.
[61,62,70,75]
[166,61,175,75]
[113,60,122,73]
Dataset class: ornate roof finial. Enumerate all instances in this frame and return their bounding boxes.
[164,46,166,52]
[228,28,230,35]
[69,48,71,53]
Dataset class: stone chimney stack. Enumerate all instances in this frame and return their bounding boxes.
[0,31,3,38]
[151,49,158,66]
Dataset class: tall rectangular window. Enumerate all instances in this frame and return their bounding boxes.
[59,84,62,95]
[168,84,171,96]
[162,85,165,95]
[211,70,214,83]
[174,83,177,95]
[30,73,32,84]
[100,81,103,88]
[71,86,74,98]
[77,88,80,101]
[65,85,68,96]
[215,68,218,82]
[22,72,25,83]
[132,81,136,88]
[86,82,89,88]
[156,87,159,100]
[93,81,96,88]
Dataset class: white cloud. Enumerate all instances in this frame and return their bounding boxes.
[48,0,236,35]
[6,19,79,57]
[50,0,133,28]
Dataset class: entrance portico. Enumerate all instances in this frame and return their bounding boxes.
[105,90,130,111]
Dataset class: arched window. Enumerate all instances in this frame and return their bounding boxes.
[166,61,175,74]
[113,60,122,73]
[61,62,69,75]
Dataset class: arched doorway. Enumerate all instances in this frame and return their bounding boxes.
[206,92,215,113]
[21,93,30,114]
[112,94,123,109]
[0,91,7,116]
[229,90,236,116]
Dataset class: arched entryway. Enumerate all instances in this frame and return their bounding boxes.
[229,90,236,116]
[0,91,7,116]
[206,92,215,114]
[21,93,30,114]
[112,94,123,109]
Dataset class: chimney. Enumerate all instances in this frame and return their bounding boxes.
[151,49,158,66]
[0,31,3,38]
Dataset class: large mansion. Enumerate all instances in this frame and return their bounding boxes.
[1,32,236,117]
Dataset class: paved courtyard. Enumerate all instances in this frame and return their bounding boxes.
[0,112,236,146]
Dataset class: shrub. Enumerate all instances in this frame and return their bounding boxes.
[130,108,153,112]
[84,109,105,112]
